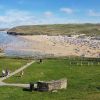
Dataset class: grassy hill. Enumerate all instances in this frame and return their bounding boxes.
[0,28,8,31]
[7,24,100,36]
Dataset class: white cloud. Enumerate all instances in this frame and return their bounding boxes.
[60,8,74,14]
[88,10,100,17]
[0,9,99,28]
[0,9,76,28]
[44,11,53,17]
[0,9,37,28]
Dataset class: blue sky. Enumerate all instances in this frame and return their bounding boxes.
[0,0,100,28]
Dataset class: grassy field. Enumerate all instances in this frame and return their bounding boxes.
[7,24,100,36]
[0,57,30,76]
[3,57,100,100]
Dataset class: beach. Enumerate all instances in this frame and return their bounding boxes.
[20,35,100,58]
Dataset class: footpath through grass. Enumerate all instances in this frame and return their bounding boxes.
[3,57,100,100]
[0,57,30,76]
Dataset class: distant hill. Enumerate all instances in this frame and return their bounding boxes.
[0,28,8,31]
[7,24,100,36]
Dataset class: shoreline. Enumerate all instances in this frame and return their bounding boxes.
[19,35,100,58]
[1,31,100,58]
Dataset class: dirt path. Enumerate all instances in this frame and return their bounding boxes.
[3,83,30,88]
[0,61,35,88]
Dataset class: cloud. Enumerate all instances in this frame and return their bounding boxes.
[88,10,100,17]
[0,9,76,28]
[0,9,99,28]
[44,11,53,17]
[0,9,37,28]
[60,8,74,14]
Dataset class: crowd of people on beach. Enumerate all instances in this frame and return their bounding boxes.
[0,34,100,58]
[48,35,100,50]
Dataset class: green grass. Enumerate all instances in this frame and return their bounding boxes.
[0,57,30,76]
[7,24,100,36]
[3,58,100,100]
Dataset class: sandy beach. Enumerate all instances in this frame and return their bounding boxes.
[20,35,100,58]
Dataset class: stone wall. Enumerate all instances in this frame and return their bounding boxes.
[37,78,67,91]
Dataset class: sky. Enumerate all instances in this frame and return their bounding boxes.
[0,0,100,28]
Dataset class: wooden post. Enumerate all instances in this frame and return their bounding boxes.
[91,62,93,66]
[81,61,83,66]
[88,62,89,66]
[40,59,43,63]
[70,62,71,65]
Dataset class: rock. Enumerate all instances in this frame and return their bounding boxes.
[52,90,58,93]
